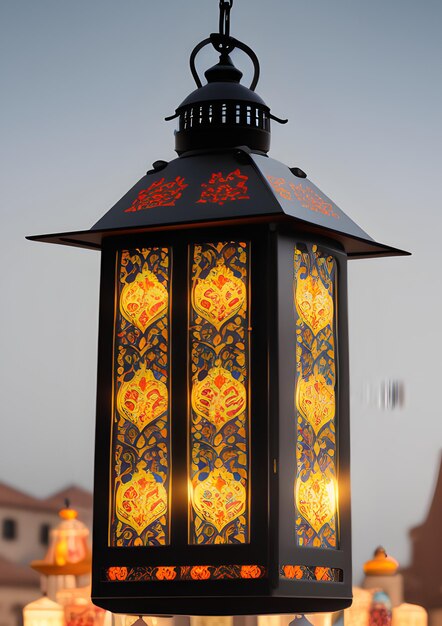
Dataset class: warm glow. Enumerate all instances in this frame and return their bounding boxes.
[191,616,234,626]
[189,242,249,545]
[257,616,296,626]
[295,471,337,535]
[45,511,89,567]
[308,613,334,626]
[392,604,428,626]
[64,598,106,626]
[23,596,64,626]
[56,584,107,626]
[294,245,338,548]
[344,588,372,626]
[110,247,170,547]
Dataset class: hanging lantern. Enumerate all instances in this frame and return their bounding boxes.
[31,504,91,577]
[23,596,64,626]
[27,0,409,617]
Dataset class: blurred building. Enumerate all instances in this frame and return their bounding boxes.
[403,455,442,626]
[0,482,92,626]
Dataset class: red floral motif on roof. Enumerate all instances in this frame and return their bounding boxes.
[125,177,188,212]
[267,176,339,220]
[197,169,250,205]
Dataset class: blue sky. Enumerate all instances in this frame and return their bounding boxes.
[1,0,442,580]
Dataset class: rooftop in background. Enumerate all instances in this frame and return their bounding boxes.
[43,485,93,511]
[0,554,40,588]
[0,482,92,513]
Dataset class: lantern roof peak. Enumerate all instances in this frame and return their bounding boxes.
[165,25,287,154]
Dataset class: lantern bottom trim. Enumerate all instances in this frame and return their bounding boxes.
[92,594,352,616]
[280,565,343,582]
[104,564,266,582]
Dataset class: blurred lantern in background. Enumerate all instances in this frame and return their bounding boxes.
[363,548,402,609]
[28,0,409,617]
[344,588,372,626]
[369,592,393,626]
[26,505,110,625]
[392,605,427,626]
[57,585,107,626]
[23,596,64,626]
[31,503,91,600]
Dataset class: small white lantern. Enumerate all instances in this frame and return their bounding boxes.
[23,596,64,626]
[392,604,427,626]
[344,587,373,626]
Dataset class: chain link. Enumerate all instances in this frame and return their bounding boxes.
[219,0,233,39]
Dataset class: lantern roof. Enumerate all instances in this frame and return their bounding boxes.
[27,148,409,259]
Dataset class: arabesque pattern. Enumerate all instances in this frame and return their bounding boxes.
[294,244,338,548]
[110,248,170,546]
[189,242,249,544]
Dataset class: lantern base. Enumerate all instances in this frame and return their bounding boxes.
[92,595,352,616]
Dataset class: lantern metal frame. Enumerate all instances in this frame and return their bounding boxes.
[88,222,351,615]
[27,0,408,616]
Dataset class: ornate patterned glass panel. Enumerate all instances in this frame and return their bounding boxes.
[110,248,171,547]
[189,242,250,544]
[294,244,338,548]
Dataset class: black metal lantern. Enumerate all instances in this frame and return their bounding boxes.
[28,1,409,617]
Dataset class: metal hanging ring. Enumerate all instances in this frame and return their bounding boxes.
[189,34,260,91]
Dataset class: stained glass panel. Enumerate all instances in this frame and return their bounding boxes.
[189,242,250,544]
[294,244,338,548]
[110,247,170,547]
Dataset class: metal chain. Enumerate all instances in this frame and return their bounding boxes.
[219,0,233,39]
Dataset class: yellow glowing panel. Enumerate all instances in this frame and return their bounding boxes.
[192,262,247,330]
[191,466,247,533]
[110,247,170,547]
[189,242,250,545]
[115,466,168,536]
[116,362,168,431]
[294,244,338,549]
[191,366,246,431]
[295,470,337,534]
[120,268,168,333]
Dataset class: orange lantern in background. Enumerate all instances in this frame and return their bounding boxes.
[31,505,91,577]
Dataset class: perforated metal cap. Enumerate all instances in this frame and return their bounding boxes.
[175,57,271,153]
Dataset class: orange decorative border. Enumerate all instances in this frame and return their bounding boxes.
[280,565,342,582]
[104,564,265,582]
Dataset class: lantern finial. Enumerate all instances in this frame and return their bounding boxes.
[165,0,287,154]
